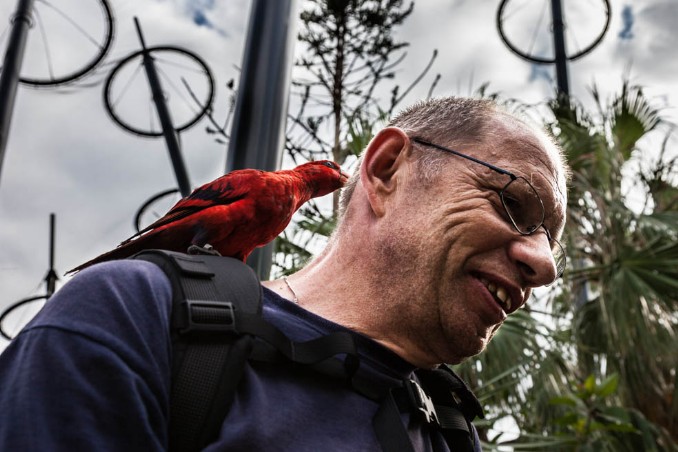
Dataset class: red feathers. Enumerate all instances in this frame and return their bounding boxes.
[69,161,348,273]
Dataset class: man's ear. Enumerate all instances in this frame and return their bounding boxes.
[360,127,412,217]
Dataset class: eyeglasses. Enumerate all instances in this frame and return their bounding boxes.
[412,137,566,281]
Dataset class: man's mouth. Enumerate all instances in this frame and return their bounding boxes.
[479,277,512,312]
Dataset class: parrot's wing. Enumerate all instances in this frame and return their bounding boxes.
[122,170,259,244]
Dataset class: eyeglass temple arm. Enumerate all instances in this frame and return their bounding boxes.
[412,138,517,179]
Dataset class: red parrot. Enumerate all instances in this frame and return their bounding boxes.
[69,160,348,273]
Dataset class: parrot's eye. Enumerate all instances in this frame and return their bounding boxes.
[323,161,338,169]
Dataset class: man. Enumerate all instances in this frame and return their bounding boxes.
[0,97,568,451]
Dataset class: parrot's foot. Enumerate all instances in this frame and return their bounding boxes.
[187,244,222,256]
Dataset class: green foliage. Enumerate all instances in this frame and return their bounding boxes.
[494,373,676,451]
[537,373,677,452]
[553,83,677,447]
[550,374,635,437]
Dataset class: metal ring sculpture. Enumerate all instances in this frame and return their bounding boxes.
[496,0,610,64]
[134,187,180,233]
[103,46,215,137]
[0,294,48,340]
[12,0,115,86]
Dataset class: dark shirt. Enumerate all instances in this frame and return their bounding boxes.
[0,260,480,451]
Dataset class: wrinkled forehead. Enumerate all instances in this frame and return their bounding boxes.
[482,116,567,225]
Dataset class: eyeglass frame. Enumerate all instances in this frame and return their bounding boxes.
[411,137,566,280]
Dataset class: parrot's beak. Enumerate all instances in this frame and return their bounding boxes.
[339,171,350,186]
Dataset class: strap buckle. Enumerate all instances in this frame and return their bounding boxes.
[404,379,439,426]
[181,300,237,335]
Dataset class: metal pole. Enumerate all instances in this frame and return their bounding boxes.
[550,0,570,97]
[227,0,299,278]
[44,213,58,297]
[0,0,36,186]
[134,17,192,198]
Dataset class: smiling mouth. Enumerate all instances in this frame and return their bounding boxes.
[479,277,512,312]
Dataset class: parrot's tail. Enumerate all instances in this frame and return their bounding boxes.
[66,231,167,274]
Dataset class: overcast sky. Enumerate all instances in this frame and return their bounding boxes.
[1,0,676,349]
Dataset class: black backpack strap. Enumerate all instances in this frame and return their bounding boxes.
[134,249,361,451]
[417,366,484,451]
[134,250,263,452]
[372,387,418,452]
[372,367,484,452]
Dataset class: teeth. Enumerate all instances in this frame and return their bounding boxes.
[496,287,511,311]
[480,278,512,311]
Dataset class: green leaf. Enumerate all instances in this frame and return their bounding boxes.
[583,374,596,394]
[610,83,661,161]
[554,412,580,426]
[595,373,619,398]
[549,395,579,407]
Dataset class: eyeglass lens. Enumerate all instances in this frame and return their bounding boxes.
[500,177,544,234]
[501,177,566,277]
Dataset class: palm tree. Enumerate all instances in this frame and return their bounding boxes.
[551,83,677,446]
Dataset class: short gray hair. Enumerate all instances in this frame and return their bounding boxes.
[338,97,502,217]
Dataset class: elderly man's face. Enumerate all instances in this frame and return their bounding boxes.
[376,120,566,365]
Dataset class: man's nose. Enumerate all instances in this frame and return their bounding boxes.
[508,230,557,287]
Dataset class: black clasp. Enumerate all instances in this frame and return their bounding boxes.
[181,300,237,335]
[405,379,439,426]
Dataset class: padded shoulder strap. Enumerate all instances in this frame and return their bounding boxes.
[133,249,262,452]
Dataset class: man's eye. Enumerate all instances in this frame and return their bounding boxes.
[502,193,529,219]
[503,194,521,211]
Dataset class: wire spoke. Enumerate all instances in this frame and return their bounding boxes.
[33,8,56,81]
[527,0,549,58]
[111,61,144,107]
[154,56,208,74]
[502,0,534,22]
[156,65,201,116]
[38,0,104,49]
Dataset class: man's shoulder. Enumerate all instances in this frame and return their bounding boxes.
[19,259,174,352]
[64,259,173,307]
[73,258,172,290]
[0,259,173,450]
